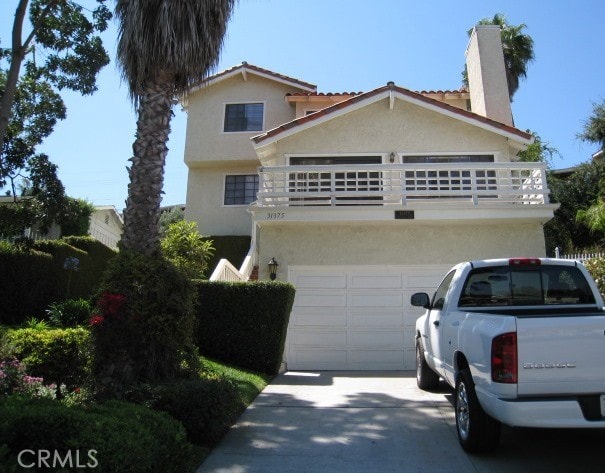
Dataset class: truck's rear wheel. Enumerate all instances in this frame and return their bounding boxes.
[416,338,440,390]
[455,369,501,453]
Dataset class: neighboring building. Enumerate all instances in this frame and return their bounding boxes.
[182,25,557,371]
[0,197,123,249]
[88,206,123,250]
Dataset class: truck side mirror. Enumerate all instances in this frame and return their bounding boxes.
[411,292,430,309]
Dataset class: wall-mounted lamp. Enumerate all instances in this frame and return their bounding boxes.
[268,257,279,281]
[389,152,396,163]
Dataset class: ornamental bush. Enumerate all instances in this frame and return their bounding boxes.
[47,298,93,327]
[5,328,91,394]
[91,251,199,398]
[0,397,200,472]
[161,220,214,279]
[127,376,242,447]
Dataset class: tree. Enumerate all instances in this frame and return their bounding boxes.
[0,0,111,234]
[572,100,605,238]
[0,0,111,152]
[90,0,236,394]
[115,0,235,256]
[517,131,559,165]
[544,158,605,254]
[578,99,605,152]
[464,13,534,101]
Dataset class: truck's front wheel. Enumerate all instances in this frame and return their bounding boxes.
[455,369,501,453]
[416,338,440,390]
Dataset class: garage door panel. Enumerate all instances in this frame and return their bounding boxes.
[294,274,346,289]
[349,310,403,326]
[406,272,447,289]
[293,349,347,366]
[349,274,402,289]
[348,330,404,347]
[293,330,346,347]
[348,292,403,307]
[295,291,346,307]
[293,308,347,326]
[349,350,404,364]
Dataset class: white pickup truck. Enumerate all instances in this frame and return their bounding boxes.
[412,257,605,452]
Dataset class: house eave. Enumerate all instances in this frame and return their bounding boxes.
[252,85,533,153]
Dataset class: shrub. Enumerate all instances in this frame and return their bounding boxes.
[0,242,55,325]
[47,298,93,327]
[161,220,214,279]
[584,257,605,298]
[6,328,91,393]
[127,377,242,447]
[91,251,199,397]
[194,281,295,374]
[0,397,200,472]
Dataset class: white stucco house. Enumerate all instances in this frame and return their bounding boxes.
[182,26,557,371]
[88,206,123,250]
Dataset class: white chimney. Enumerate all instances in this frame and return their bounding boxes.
[465,25,513,126]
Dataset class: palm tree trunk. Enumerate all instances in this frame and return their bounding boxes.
[121,75,174,255]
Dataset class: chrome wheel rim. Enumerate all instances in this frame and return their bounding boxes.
[456,382,470,440]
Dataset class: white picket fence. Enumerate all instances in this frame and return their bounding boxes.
[555,247,605,262]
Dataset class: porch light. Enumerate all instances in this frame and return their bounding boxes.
[268,257,279,281]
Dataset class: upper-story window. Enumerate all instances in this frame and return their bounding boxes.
[223,103,264,132]
[224,174,259,205]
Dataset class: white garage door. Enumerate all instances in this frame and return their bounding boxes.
[286,265,450,371]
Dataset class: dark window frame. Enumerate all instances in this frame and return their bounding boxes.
[224,174,259,206]
[223,103,264,132]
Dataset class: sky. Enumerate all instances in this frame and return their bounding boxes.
[2,0,604,210]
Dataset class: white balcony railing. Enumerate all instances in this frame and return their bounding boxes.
[257,163,550,207]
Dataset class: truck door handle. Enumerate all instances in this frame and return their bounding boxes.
[433,320,440,327]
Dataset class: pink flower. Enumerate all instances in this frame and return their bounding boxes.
[89,314,106,326]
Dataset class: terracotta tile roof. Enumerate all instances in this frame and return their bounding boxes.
[253,83,531,145]
[286,92,364,97]
[197,62,316,91]
[417,87,469,95]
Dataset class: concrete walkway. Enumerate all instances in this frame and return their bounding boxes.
[197,371,605,473]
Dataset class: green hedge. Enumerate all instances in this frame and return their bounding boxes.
[194,281,295,375]
[128,377,243,447]
[32,240,93,301]
[0,397,199,472]
[0,242,54,325]
[61,236,117,284]
[0,239,116,325]
[6,328,91,392]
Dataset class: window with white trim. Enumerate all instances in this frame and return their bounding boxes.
[224,175,259,205]
[223,103,264,132]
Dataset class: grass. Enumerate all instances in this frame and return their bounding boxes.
[200,356,273,405]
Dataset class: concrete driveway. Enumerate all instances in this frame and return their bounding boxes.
[197,371,605,473]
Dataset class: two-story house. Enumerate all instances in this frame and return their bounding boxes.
[182,25,557,371]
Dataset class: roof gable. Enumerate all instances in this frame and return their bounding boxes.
[189,62,317,95]
[252,83,532,148]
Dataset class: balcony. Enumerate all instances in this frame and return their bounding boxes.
[257,163,550,208]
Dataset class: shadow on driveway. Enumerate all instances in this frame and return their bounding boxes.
[197,371,605,473]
